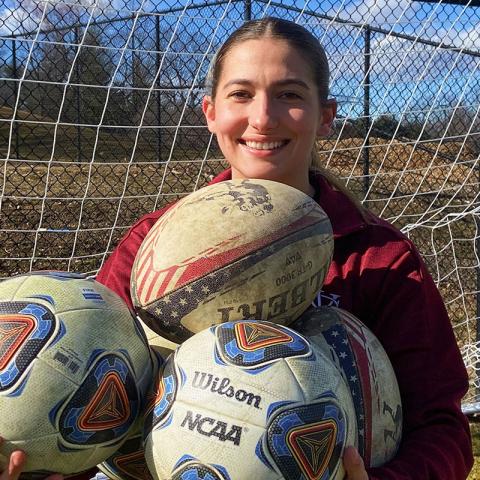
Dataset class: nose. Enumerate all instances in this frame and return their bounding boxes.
[248,94,278,131]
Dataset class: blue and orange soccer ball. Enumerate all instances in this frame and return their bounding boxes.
[143,320,358,480]
[0,272,153,476]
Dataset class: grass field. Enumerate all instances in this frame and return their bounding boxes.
[1,108,480,474]
[1,108,479,386]
[1,121,478,354]
[469,424,480,479]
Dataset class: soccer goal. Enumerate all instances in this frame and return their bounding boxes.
[0,0,479,409]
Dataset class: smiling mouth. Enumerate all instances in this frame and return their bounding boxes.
[238,139,289,150]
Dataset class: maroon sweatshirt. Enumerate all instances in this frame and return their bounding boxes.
[96,169,473,479]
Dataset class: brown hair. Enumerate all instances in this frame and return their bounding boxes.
[207,17,329,103]
[207,17,367,214]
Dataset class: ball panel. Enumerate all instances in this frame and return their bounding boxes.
[265,400,347,480]
[135,179,322,277]
[144,356,178,435]
[36,308,152,388]
[169,326,308,425]
[16,273,130,316]
[171,457,231,480]
[98,432,154,480]
[0,358,75,441]
[215,321,311,368]
[0,302,57,393]
[57,353,139,447]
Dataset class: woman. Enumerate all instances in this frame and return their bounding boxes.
[3,17,472,480]
[97,17,473,479]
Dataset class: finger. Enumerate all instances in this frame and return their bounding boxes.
[45,474,64,480]
[343,446,368,480]
[7,451,26,480]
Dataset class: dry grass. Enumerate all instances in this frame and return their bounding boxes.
[2,109,480,468]
[0,129,477,301]
[469,424,480,479]
[0,116,478,327]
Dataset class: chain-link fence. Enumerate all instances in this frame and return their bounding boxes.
[0,0,479,398]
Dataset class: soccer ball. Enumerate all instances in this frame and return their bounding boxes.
[0,271,153,476]
[97,429,152,480]
[144,320,357,480]
[97,348,167,480]
[292,306,402,467]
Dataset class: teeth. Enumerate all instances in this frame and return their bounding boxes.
[244,141,285,150]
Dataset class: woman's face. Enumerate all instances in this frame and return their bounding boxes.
[203,37,335,194]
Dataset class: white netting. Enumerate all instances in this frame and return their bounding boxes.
[0,0,479,407]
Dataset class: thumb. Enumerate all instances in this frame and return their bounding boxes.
[343,446,368,480]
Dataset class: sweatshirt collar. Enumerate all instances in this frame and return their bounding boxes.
[210,169,366,239]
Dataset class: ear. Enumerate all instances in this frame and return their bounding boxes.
[317,99,337,137]
[202,96,216,134]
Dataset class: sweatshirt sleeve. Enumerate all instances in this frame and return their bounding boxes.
[364,243,473,479]
[96,210,166,308]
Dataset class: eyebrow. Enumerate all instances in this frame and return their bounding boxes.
[222,78,310,90]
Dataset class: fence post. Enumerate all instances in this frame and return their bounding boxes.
[477,163,480,397]
[244,0,252,21]
[75,27,82,162]
[12,38,19,160]
[156,14,161,163]
[363,26,371,197]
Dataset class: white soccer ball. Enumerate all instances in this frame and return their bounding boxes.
[0,271,153,476]
[292,306,402,468]
[97,348,167,480]
[144,320,358,480]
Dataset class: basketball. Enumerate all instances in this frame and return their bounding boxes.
[131,179,333,343]
[0,271,153,476]
[143,320,357,480]
[292,306,402,467]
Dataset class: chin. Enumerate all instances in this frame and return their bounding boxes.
[236,164,286,181]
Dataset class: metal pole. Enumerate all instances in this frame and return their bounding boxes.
[156,14,161,163]
[244,0,252,21]
[254,0,480,58]
[477,163,480,400]
[12,39,19,160]
[132,26,136,91]
[75,27,81,162]
[7,1,478,60]
[363,27,371,196]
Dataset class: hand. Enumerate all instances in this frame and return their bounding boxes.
[343,446,368,480]
[0,438,63,480]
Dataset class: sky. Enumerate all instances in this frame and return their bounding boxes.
[0,0,478,119]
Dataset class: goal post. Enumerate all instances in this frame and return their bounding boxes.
[0,0,479,409]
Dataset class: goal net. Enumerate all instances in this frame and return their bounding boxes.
[0,0,479,408]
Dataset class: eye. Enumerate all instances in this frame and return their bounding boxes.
[280,91,303,100]
[228,90,251,100]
